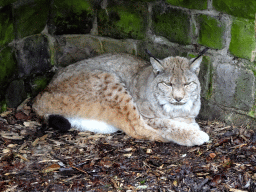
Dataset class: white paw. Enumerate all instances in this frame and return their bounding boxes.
[163,129,209,146]
[189,130,209,146]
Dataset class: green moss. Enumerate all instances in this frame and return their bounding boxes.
[198,15,225,49]
[229,18,256,60]
[116,10,143,39]
[15,0,49,38]
[188,54,196,58]
[31,76,49,96]
[213,0,256,20]
[53,0,94,35]
[98,2,147,39]
[59,0,93,14]
[198,56,213,100]
[33,78,48,91]
[0,5,14,46]
[166,0,208,10]
[0,100,7,113]
[189,54,213,100]
[153,7,192,45]
[248,105,256,118]
[0,47,17,96]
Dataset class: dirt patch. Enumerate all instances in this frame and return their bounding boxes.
[0,105,256,191]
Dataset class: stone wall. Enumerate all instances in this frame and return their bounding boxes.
[0,0,256,127]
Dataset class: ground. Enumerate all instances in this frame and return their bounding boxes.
[0,101,256,192]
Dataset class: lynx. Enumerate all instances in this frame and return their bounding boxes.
[33,52,209,146]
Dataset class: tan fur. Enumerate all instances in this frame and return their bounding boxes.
[33,53,209,146]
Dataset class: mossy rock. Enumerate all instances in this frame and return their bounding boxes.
[166,0,208,10]
[0,47,17,97]
[213,0,256,20]
[5,80,27,108]
[198,15,225,49]
[229,18,256,60]
[0,5,15,46]
[98,2,147,40]
[0,0,16,7]
[0,100,7,113]
[53,0,94,35]
[152,6,193,45]
[16,34,51,77]
[198,56,213,100]
[14,0,49,38]
[31,76,50,97]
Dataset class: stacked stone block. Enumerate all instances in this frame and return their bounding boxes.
[0,0,256,127]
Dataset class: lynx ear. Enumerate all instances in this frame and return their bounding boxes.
[189,56,202,76]
[150,57,164,75]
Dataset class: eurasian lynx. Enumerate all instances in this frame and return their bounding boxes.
[33,53,209,146]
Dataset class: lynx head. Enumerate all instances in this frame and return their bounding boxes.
[149,55,203,118]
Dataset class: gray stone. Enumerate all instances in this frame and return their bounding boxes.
[15,34,51,77]
[199,98,256,127]
[137,41,180,60]
[198,56,213,100]
[56,35,99,66]
[100,37,137,55]
[214,64,254,111]
[5,80,27,108]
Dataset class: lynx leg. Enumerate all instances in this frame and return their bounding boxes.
[146,119,209,146]
[95,73,168,142]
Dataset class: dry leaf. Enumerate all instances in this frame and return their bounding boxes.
[7,144,17,148]
[123,153,132,157]
[15,153,28,161]
[229,188,248,192]
[32,138,40,147]
[209,153,216,159]
[42,164,60,173]
[123,148,133,152]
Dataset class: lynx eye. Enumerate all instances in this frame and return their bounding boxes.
[184,82,192,87]
[158,82,172,91]
[161,82,168,87]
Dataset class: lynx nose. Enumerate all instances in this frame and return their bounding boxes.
[175,97,183,102]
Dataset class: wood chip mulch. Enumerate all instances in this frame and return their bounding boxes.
[0,101,256,192]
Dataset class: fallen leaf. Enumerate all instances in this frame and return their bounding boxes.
[32,138,40,147]
[15,153,28,161]
[209,153,216,159]
[123,148,133,152]
[7,144,17,148]
[123,153,132,157]
[3,148,11,153]
[15,112,29,120]
[211,174,222,187]
[42,164,60,173]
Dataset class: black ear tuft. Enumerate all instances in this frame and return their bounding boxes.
[48,115,71,133]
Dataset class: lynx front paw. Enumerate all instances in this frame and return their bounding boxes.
[188,130,209,146]
[164,127,209,146]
